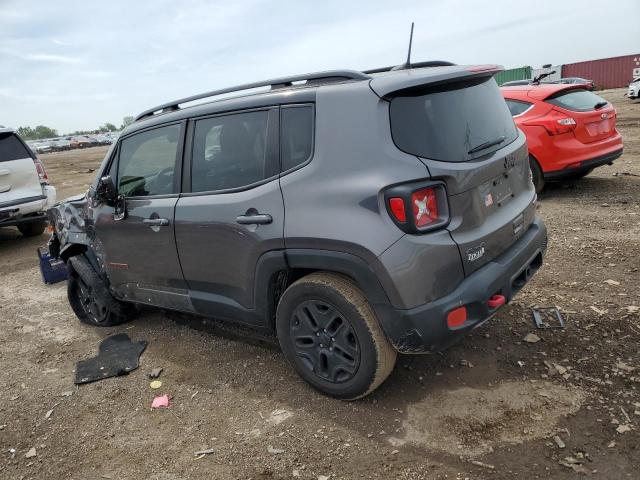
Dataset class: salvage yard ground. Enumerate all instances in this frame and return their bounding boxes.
[1,88,639,479]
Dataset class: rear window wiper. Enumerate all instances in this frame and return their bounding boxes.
[594,101,608,110]
[467,135,506,155]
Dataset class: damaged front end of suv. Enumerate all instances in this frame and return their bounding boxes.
[47,192,92,261]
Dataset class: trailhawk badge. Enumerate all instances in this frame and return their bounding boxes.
[466,244,486,262]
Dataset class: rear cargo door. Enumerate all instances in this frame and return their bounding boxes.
[543,89,616,144]
[0,132,42,208]
[386,74,537,275]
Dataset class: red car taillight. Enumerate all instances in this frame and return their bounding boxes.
[523,109,576,136]
[385,182,449,234]
[33,157,48,183]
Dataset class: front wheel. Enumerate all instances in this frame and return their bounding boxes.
[18,221,46,237]
[67,255,134,327]
[276,272,397,400]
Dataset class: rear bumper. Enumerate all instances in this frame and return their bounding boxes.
[378,217,547,353]
[0,185,56,227]
[544,148,623,179]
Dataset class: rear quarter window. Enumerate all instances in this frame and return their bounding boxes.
[505,99,533,117]
[546,89,608,112]
[280,105,314,172]
[390,77,518,162]
[0,133,32,162]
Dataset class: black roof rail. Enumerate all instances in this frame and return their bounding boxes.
[363,60,456,74]
[134,70,370,122]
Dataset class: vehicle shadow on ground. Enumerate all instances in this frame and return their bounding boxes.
[0,228,47,268]
[538,175,626,200]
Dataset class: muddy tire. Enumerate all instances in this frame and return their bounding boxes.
[529,156,545,194]
[276,272,396,400]
[18,221,46,237]
[67,255,134,327]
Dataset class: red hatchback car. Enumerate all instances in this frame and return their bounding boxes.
[501,84,623,192]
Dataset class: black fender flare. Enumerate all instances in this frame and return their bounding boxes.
[281,249,399,338]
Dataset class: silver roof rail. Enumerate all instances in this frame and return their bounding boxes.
[134,70,371,122]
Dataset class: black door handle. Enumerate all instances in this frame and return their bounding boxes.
[143,218,169,227]
[236,213,272,225]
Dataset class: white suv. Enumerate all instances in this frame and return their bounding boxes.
[0,127,56,236]
[628,77,640,100]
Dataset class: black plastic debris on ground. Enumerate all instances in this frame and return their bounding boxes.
[532,308,565,329]
[75,333,147,385]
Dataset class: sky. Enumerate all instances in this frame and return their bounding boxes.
[1,0,637,133]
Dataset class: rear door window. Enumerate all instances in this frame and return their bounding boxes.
[389,77,518,162]
[117,124,181,197]
[0,133,32,162]
[191,110,273,192]
[280,105,314,172]
[546,89,608,112]
[505,99,533,117]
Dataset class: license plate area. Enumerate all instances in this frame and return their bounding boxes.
[480,174,513,209]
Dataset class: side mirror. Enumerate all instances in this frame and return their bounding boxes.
[96,175,118,204]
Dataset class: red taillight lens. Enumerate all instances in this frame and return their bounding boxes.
[523,109,576,136]
[388,197,406,223]
[411,187,439,228]
[33,158,48,182]
[447,306,467,328]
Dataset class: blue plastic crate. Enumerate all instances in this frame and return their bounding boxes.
[37,247,68,284]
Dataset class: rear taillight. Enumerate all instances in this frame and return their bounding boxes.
[523,109,576,136]
[33,157,48,183]
[385,181,449,234]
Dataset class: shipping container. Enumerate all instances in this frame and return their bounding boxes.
[561,54,640,89]
[532,65,562,82]
[494,66,532,86]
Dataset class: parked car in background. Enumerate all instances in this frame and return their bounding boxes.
[28,140,53,154]
[1,127,56,236]
[501,79,532,87]
[555,77,595,90]
[501,84,623,192]
[49,63,547,399]
[50,138,71,152]
[627,77,640,100]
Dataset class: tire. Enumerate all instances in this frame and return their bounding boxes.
[529,156,545,194]
[276,272,397,400]
[18,221,47,237]
[67,255,134,327]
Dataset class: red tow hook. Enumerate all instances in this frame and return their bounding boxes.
[487,294,506,309]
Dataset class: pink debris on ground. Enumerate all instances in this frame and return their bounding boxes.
[151,394,171,409]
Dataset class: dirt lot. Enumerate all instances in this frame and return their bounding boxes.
[1,89,639,480]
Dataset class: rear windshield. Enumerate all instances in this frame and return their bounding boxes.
[546,89,608,112]
[0,132,32,162]
[390,77,518,162]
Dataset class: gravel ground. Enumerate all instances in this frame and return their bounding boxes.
[0,89,638,479]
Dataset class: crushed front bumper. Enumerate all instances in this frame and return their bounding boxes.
[378,217,547,353]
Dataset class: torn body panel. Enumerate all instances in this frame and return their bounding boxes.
[47,192,93,262]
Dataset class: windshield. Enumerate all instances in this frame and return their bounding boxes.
[389,77,518,162]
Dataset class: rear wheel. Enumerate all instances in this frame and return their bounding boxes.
[529,156,545,194]
[18,221,46,237]
[67,255,134,327]
[276,272,396,400]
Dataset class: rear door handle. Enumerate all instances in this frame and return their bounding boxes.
[236,213,272,225]
[143,218,169,226]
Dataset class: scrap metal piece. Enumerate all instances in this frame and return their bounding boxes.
[532,308,565,329]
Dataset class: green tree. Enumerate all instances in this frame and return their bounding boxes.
[120,116,134,129]
[101,122,117,132]
[17,125,58,140]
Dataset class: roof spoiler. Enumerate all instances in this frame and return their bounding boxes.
[363,60,456,74]
[369,64,503,99]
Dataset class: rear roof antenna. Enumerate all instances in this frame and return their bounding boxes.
[392,22,414,71]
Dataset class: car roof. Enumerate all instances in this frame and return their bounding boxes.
[0,126,15,135]
[124,63,489,137]
[500,82,588,100]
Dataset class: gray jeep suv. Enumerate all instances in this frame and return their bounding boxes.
[48,62,547,399]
